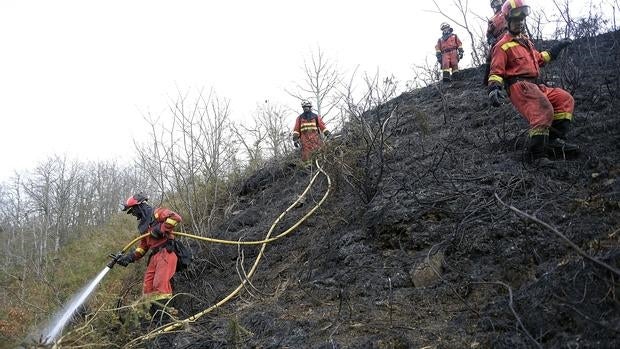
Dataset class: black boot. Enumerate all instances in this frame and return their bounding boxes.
[547,138,580,157]
[442,70,451,82]
[549,119,570,139]
[529,135,553,167]
[548,120,579,157]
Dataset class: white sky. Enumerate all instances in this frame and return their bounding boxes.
[0,0,592,182]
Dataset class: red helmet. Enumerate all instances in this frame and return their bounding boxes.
[122,193,148,213]
[501,0,530,19]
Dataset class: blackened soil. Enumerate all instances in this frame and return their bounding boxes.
[171,31,620,349]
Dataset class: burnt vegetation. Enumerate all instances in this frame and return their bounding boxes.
[5,20,620,349]
[160,31,620,348]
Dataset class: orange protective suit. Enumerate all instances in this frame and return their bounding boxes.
[488,33,574,136]
[131,207,182,299]
[486,11,507,47]
[143,249,177,296]
[435,31,463,74]
[293,112,328,161]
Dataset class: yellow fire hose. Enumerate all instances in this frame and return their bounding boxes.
[122,160,331,347]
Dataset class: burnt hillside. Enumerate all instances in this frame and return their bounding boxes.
[167,31,620,348]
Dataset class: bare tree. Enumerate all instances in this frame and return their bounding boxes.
[256,101,291,159]
[287,46,342,129]
[610,0,619,30]
[0,175,30,293]
[0,156,145,289]
[231,120,266,173]
[230,100,291,174]
[552,0,574,38]
[409,58,442,89]
[338,68,401,204]
[527,10,551,42]
[135,88,237,235]
[83,161,148,225]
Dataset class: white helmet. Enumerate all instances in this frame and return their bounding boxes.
[301,100,312,108]
[440,22,451,31]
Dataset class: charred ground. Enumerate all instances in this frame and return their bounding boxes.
[164,31,620,348]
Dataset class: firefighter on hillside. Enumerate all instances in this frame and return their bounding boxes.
[292,100,330,162]
[487,0,507,47]
[115,193,182,325]
[483,0,508,85]
[435,22,464,82]
[487,0,577,167]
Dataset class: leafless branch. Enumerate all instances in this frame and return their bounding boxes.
[494,193,620,277]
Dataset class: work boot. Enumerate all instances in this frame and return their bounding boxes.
[533,157,554,167]
[442,70,451,82]
[546,138,580,157]
[548,119,579,157]
[549,119,571,139]
[529,135,554,168]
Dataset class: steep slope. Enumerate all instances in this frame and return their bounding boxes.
[170,31,620,348]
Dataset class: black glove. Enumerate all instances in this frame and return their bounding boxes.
[292,134,300,148]
[150,224,164,239]
[323,130,331,139]
[436,53,442,63]
[458,48,464,60]
[547,39,572,60]
[116,253,134,267]
[488,84,507,107]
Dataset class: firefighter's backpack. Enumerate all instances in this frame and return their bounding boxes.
[173,239,193,271]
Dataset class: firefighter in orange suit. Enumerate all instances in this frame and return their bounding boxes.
[292,100,330,162]
[116,193,182,322]
[435,22,464,82]
[487,0,577,167]
[487,0,507,47]
[482,0,508,85]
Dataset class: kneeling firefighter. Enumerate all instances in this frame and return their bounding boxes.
[487,0,578,166]
[114,193,183,325]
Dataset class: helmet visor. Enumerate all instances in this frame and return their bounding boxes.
[508,5,530,19]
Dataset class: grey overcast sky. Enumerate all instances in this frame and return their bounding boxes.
[0,1,589,182]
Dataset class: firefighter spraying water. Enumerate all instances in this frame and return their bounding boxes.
[34,193,184,346]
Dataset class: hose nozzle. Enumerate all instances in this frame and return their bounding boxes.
[107,252,122,268]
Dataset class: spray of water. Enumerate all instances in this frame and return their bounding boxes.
[40,266,112,344]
